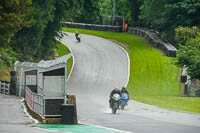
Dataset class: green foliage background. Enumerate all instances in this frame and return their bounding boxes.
[176,27,200,80]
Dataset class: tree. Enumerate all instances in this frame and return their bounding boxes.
[161,0,200,29]
[176,26,200,80]
[74,0,101,24]
[138,0,200,46]
[10,0,69,61]
[0,0,32,48]
[175,26,200,47]
[157,0,200,44]
[99,0,130,25]
[128,0,143,26]
[99,0,113,25]
[139,0,173,28]
[37,0,69,59]
[114,0,130,25]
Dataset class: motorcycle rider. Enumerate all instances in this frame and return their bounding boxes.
[75,31,79,37]
[109,88,121,108]
[75,31,80,42]
[121,87,129,98]
[120,87,129,105]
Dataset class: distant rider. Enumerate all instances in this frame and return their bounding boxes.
[75,31,81,42]
[109,88,121,108]
[75,31,79,38]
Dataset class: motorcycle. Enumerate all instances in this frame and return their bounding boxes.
[111,93,120,114]
[76,34,81,42]
[120,93,128,110]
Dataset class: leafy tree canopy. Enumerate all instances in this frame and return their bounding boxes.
[176,26,200,80]
[139,0,200,45]
[10,0,69,61]
[0,0,32,48]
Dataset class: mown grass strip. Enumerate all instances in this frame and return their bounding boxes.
[62,27,200,113]
[57,41,73,77]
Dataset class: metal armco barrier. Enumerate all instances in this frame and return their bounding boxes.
[0,81,10,95]
[63,22,123,32]
[128,27,177,57]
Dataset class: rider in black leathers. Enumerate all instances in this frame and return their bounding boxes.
[109,88,121,108]
[75,31,79,37]
[75,31,80,42]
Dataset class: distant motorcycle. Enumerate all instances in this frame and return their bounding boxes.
[76,34,81,42]
[120,92,128,110]
[111,93,120,114]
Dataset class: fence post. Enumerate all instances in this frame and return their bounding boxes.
[3,83,5,94]
[8,84,10,95]
[0,82,1,94]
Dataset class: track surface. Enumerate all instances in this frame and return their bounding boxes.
[0,94,64,133]
[60,32,200,133]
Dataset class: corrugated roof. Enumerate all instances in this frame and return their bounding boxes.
[37,54,71,69]
[14,61,38,67]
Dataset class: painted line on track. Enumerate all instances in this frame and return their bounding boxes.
[79,121,133,133]
[20,98,39,124]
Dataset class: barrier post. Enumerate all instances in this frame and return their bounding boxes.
[3,83,5,94]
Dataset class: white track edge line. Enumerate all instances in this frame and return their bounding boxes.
[20,98,39,124]
[79,121,133,133]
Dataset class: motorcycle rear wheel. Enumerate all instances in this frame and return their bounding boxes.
[121,104,125,110]
[112,104,118,114]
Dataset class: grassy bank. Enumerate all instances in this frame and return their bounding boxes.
[0,69,10,81]
[62,27,200,113]
[57,41,73,77]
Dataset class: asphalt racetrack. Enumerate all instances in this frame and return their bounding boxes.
[60,32,200,133]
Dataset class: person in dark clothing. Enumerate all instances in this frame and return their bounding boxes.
[75,31,81,42]
[121,87,129,100]
[109,88,121,108]
[110,88,121,98]
[75,31,79,38]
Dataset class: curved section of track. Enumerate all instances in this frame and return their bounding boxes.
[60,32,200,133]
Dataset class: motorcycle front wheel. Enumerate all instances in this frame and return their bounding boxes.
[112,104,118,114]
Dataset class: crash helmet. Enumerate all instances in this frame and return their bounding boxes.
[112,93,120,100]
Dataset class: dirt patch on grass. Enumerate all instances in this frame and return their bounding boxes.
[143,38,165,56]
[110,39,130,52]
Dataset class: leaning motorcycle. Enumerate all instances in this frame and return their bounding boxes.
[76,34,81,42]
[120,93,128,110]
[111,93,120,114]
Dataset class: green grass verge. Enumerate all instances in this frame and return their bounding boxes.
[57,41,73,77]
[62,27,200,114]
